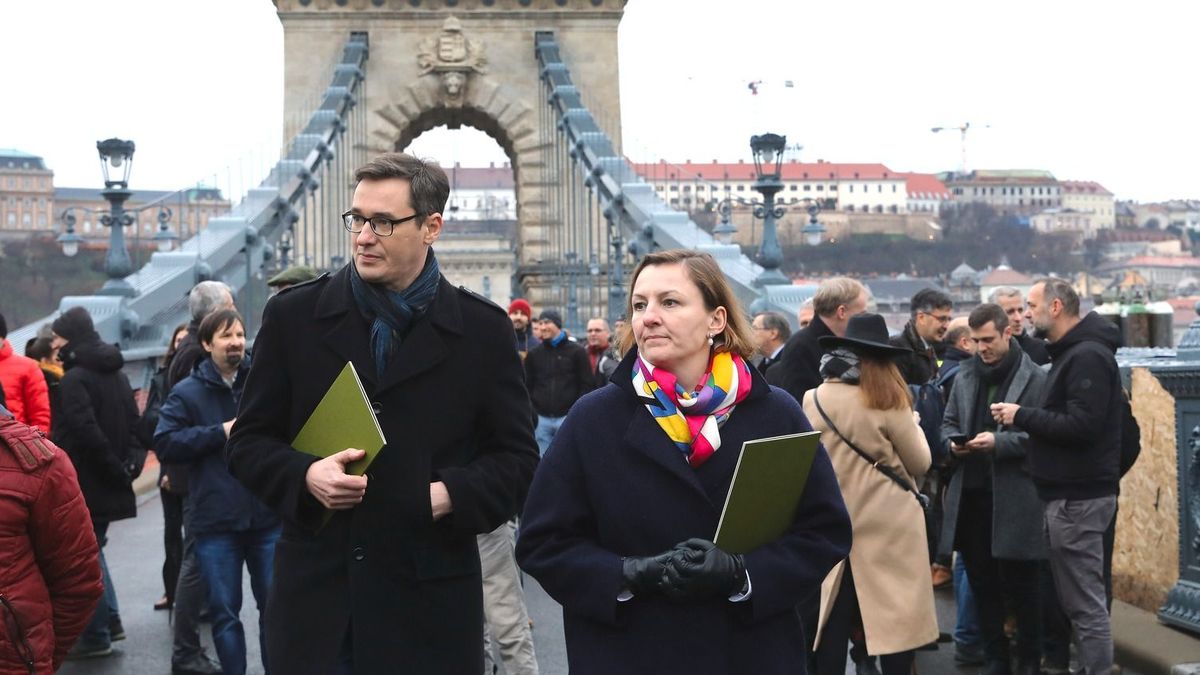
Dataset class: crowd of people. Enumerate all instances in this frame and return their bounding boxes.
[0,151,1132,675]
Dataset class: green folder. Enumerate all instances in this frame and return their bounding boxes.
[713,431,821,554]
[291,362,386,477]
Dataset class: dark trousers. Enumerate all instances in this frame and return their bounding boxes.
[1040,501,1118,669]
[161,487,184,602]
[957,490,1041,668]
[816,564,915,675]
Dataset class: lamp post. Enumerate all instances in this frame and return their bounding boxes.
[749,133,789,287]
[799,199,826,246]
[711,197,737,245]
[57,138,175,296]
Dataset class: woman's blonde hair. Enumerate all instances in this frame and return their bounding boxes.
[615,249,755,360]
[856,353,911,411]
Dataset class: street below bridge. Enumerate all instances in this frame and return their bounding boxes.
[59,486,962,675]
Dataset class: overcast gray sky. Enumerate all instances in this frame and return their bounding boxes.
[2,1,1196,202]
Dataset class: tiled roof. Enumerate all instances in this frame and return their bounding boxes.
[1116,256,1200,269]
[948,169,1058,184]
[980,267,1033,285]
[0,149,48,171]
[901,173,950,199]
[1060,180,1113,196]
[631,160,902,183]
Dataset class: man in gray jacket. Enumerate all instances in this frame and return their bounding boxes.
[940,303,1047,675]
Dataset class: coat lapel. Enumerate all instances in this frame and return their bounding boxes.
[623,407,710,502]
[1003,350,1033,405]
[315,267,379,393]
[374,279,463,397]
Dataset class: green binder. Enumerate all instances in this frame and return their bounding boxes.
[291,362,386,477]
[713,431,821,554]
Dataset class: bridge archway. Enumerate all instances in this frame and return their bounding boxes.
[275,0,626,308]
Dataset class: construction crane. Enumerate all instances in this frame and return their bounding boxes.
[931,122,989,175]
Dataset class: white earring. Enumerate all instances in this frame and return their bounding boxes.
[707,333,715,346]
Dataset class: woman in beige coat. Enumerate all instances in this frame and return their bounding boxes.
[802,313,938,675]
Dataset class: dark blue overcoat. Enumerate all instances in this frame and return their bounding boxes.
[516,351,852,675]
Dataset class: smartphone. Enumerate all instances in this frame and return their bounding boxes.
[947,434,970,446]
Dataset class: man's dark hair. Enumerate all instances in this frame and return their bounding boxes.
[26,337,53,361]
[1033,277,1080,317]
[197,309,244,347]
[968,303,1009,332]
[910,288,953,318]
[0,311,6,338]
[756,311,792,342]
[354,153,450,221]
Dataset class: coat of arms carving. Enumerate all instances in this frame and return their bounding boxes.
[417,16,487,108]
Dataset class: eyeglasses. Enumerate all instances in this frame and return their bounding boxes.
[921,311,952,324]
[342,210,421,237]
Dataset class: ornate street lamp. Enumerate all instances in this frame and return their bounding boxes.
[711,197,737,245]
[749,133,789,287]
[57,138,174,296]
[800,200,826,246]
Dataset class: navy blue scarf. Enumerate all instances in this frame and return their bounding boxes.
[349,250,441,380]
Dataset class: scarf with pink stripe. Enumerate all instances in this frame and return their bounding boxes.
[632,350,753,468]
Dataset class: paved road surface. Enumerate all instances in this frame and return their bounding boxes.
[60,489,964,674]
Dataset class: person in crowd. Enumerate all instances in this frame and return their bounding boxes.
[890,288,953,385]
[940,303,1048,675]
[939,318,973,397]
[585,317,620,387]
[0,311,51,434]
[25,336,63,432]
[803,312,938,675]
[156,309,279,675]
[51,306,144,659]
[989,286,1051,366]
[991,278,1123,675]
[0,404,104,671]
[138,322,188,613]
[751,311,791,376]
[164,281,234,675]
[798,298,815,329]
[525,308,594,454]
[266,264,319,294]
[768,277,869,401]
[226,152,538,673]
[517,249,852,674]
[509,298,538,359]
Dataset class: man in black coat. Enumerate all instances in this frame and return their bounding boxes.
[989,286,1051,366]
[991,278,1122,675]
[767,277,868,402]
[751,311,790,376]
[525,308,593,455]
[891,287,953,385]
[227,153,539,674]
[51,306,143,657]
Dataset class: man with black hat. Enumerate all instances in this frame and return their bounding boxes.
[524,308,593,454]
[266,265,319,294]
[50,306,144,659]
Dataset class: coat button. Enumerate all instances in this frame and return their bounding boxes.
[371,401,383,414]
[352,546,366,561]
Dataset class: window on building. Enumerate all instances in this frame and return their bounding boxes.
[847,205,855,212]
[892,185,897,192]
[789,185,797,191]
[874,205,883,213]
[889,205,899,213]
[816,185,824,191]
[38,214,46,227]
[22,213,31,226]
[5,213,13,226]
[877,185,883,193]
[849,185,854,193]
[736,185,745,192]
[804,184,811,192]
[669,198,679,205]
[683,185,691,192]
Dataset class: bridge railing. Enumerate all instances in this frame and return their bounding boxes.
[9,32,370,387]
[533,31,804,324]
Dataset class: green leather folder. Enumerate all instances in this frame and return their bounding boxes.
[291,362,386,477]
[713,431,821,554]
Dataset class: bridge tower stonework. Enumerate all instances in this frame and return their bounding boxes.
[274,0,626,309]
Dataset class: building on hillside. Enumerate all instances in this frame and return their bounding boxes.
[942,169,1060,218]
[1115,201,1138,228]
[1094,255,1200,292]
[1060,180,1115,230]
[445,163,516,220]
[947,261,980,302]
[436,218,517,307]
[1096,228,1185,260]
[0,150,55,231]
[1030,208,1103,240]
[978,264,1034,303]
[902,173,951,215]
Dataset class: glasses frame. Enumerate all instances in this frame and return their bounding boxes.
[341,210,421,237]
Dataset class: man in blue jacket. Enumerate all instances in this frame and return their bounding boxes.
[155,309,280,675]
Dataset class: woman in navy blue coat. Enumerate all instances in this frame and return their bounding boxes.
[516,250,852,675]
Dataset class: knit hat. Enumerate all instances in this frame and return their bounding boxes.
[508,298,532,318]
[537,309,563,329]
[51,306,97,344]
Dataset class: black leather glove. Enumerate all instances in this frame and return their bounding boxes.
[621,552,673,596]
[663,538,746,600]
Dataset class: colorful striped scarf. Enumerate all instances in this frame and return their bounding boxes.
[633,350,753,468]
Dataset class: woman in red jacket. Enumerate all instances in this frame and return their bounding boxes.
[0,406,104,672]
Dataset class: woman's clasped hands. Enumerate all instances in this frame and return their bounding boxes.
[621,538,747,600]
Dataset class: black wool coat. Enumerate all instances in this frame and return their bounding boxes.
[53,338,141,524]
[516,351,853,675]
[226,268,539,674]
[766,314,835,403]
